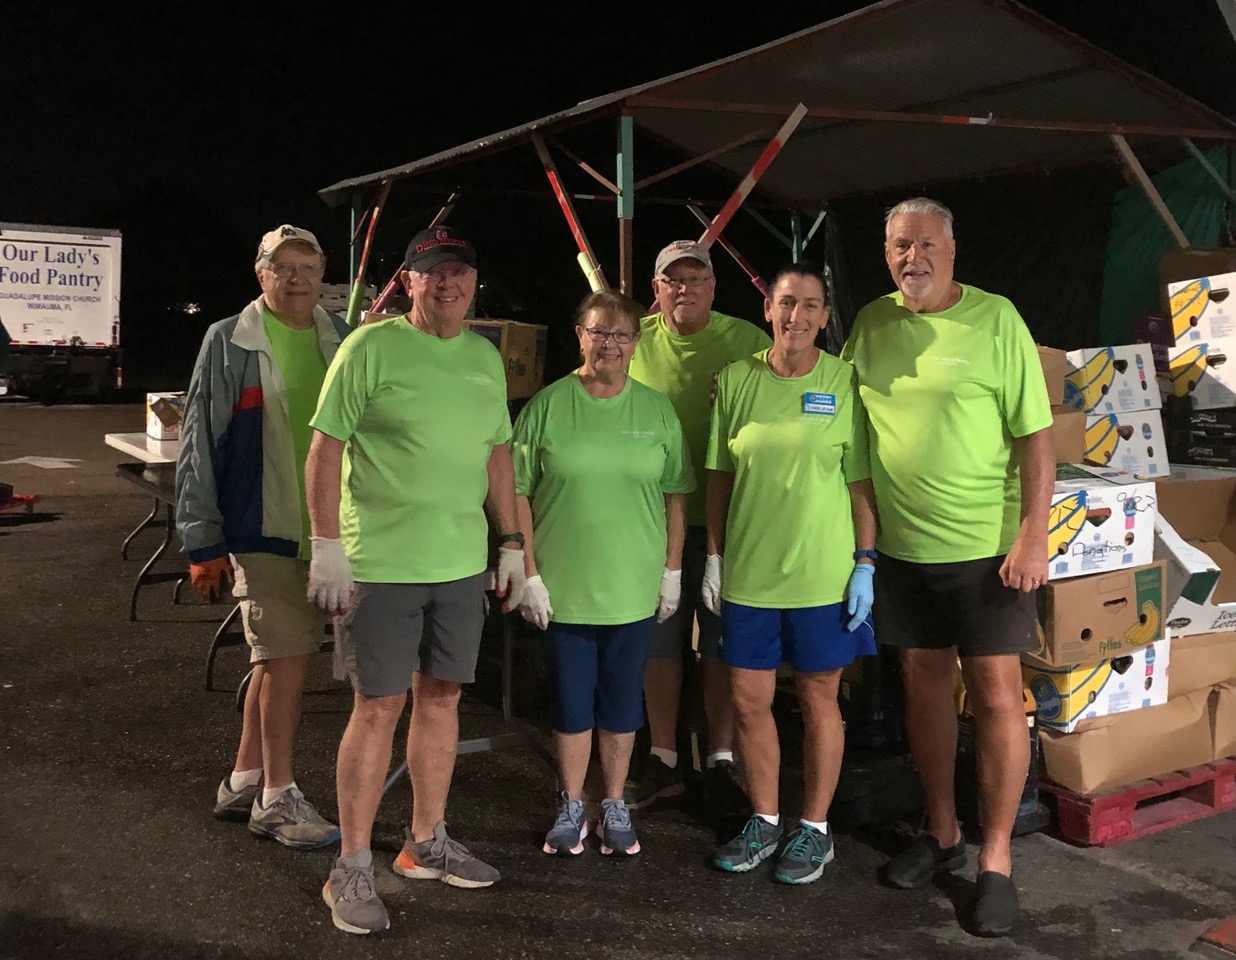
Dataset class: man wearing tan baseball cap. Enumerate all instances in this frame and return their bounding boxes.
[176,223,349,850]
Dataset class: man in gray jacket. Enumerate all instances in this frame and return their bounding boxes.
[176,224,347,849]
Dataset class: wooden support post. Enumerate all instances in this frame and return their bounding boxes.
[617,114,635,295]
[687,204,768,298]
[1182,139,1236,204]
[1111,134,1189,249]
[532,133,608,290]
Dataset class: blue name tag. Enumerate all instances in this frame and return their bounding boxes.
[802,392,836,415]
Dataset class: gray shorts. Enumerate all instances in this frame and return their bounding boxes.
[340,574,487,696]
[648,526,722,661]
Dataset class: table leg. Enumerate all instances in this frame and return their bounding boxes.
[129,501,174,622]
[121,496,161,560]
[205,603,244,692]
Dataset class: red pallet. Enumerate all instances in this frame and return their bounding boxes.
[1040,757,1236,848]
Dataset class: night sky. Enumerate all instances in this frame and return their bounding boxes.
[7,1,1234,389]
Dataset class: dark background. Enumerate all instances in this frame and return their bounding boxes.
[6,1,1235,389]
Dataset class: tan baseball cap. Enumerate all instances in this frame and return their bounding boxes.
[256,224,323,263]
[654,240,712,277]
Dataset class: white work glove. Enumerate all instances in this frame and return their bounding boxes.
[519,574,554,630]
[657,568,682,623]
[702,554,723,616]
[496,545,527,610]
[307,536,353,615]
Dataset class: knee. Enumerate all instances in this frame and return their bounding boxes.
[414,675,462,711]
[966,684,1025,724]
[901,652,959,696]
[730,685,770,722]
[353,692,407,729]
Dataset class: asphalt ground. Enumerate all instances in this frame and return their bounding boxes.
[2,402,1236,960]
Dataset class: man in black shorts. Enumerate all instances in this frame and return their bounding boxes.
[841,198,1054,937]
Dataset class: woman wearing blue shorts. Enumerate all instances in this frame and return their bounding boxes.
[703,263,878,885]
[512,289,694,858]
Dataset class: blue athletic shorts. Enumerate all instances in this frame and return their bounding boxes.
[719,601,876,673]
[543,617,655,734]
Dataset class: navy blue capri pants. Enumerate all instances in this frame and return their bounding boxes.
[542,617,655,734]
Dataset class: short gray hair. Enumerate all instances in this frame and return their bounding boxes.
[885,197,954,238]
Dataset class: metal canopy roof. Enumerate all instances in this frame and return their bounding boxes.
[318,0,1236,207]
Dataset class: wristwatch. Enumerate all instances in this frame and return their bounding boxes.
[497,532,526,548]
[853,549,878,562]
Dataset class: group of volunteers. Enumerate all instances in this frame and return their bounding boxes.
[175,195,1053,940]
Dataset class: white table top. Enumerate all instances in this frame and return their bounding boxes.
[105,432,180,465]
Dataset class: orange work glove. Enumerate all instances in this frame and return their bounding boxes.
[190,556,235,603]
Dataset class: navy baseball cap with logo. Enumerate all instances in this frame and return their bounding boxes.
[405,226,477,271]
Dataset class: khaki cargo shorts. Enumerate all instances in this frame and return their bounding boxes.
[231,553,326,663]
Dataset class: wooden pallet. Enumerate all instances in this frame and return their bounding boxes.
[1040,757,1236,848]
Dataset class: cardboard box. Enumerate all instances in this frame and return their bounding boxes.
[1036,562,1165,665]
[1132,311,1173,349]
[1161,248,1236,307]
[1048,464,1157,581]
[1175,437,1236,469]
[1153,474,1236,637]
[1169,632,1236,698]
[145,391,186,440]
[1167,270,1236,345]
[1065,345,1158,415]
[1083,411,1169,478]
[1023,639,1169,733]
[1187,406,1236,439]
[1040,687,1216,795]
[465,320,547,399]
[1038,345,1066,406]
[1050,405,1086,463]
[1214,681,1236,760]
[1157,337,1236,410]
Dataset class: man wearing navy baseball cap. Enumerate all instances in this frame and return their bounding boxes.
[307,225,525,934]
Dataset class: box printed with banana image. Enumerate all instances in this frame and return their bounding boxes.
[1023,637,1169,733]
[1048,464,1156,581]
[1167,271,1236,346]
[1082,410,1169,478]
[1157,335,1236,411]
[1035,561,1165,666]
[1065,345,1159,416]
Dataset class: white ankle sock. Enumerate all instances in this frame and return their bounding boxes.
[262,782,295,806]
[800,818,828,834]
[229,768,262,792]
[650,748,678,768]
[755,812,780,826]
[706,751,734,768]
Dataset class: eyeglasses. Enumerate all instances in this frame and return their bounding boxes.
[656,275,713,290]
[581,327,637,345]
[265,261,324,280]
[417,264,474,282]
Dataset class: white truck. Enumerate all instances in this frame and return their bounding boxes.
[0,222,122,401]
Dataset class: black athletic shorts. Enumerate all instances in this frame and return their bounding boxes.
[873,553,1038,658]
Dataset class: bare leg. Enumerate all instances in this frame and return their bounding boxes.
[701,657,734,756]
[337,690,407,857]
[961,655,1029,877]
[233,662,266,773]
[598,730,637,799]
[258,652,313,787]
[729,666,778,815]
[900,648,963,847]
[408,671,462,841]
[644,656,682,754]
[554,730,591,799]
[795,670,844,823]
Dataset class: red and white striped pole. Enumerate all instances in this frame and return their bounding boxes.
[687,204,768,299]
[698,103,807,251]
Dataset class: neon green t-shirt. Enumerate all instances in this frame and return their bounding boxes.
[629,310,771,527]
[262,310,329,560]
[841,284,1053,564]
[707,349,870,609]
[311,317,511,583]
[513,373,696,625]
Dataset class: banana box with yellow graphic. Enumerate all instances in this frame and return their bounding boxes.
[1156,337,1236,411]
[1037,561,1165,665]
[1065,345,1159,415]
[1153,474,1236,638]
[1167,271,1236,345]
[1022,638,1169,733]
[1048,464,1157,581]
[1082,411,1169,478]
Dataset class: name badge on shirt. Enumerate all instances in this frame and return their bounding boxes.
[802,392,836,415]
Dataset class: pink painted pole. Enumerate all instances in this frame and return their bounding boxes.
[687,204,768,298]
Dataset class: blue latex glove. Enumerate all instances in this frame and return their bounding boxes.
[846,563,874,632]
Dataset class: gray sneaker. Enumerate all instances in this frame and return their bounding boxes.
[323,850,390,936]
[247,787,340,850]
[543,793,589,856]
[713,815,784,873]
[392,821,501,888]
[598,798,640,856]
[214,775,262,822]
